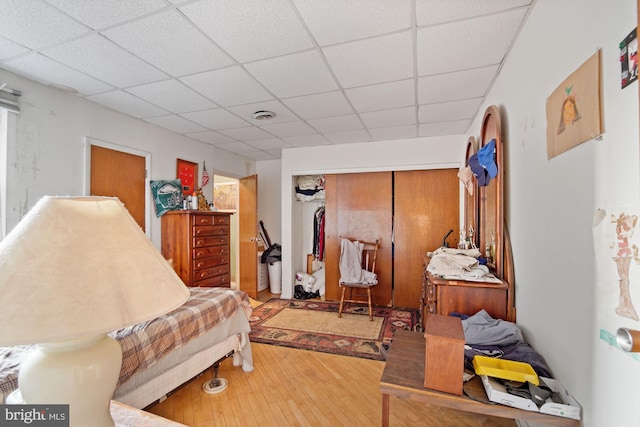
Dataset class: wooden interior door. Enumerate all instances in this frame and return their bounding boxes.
[239,174,258,299]
[394,169,460,309]
[324,172,393,306]
[90,145,146,231]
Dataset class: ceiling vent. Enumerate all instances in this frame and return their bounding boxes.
[253,110,276,120]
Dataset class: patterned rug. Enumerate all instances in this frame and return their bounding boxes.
[248,298,418,361]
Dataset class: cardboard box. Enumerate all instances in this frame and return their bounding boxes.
[424,314,465,395]
[480,375,581,420]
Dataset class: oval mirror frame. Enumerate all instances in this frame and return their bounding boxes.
[479,106,504,279]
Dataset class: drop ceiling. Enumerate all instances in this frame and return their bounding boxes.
[0,0,533,161]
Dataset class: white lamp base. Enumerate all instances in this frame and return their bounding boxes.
[18,334,122,427]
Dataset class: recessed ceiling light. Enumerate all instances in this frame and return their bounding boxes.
[253,110,276,120]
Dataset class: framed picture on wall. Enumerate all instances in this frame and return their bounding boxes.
[176,158,198,196]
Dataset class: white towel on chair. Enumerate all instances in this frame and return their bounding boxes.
[339,239,378,285]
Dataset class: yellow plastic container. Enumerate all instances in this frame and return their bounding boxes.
[472,355,539,385]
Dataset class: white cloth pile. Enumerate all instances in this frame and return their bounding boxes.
[339,239,377,285]
[427,246,491,280]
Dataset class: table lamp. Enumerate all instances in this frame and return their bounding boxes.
[0,196,190,427]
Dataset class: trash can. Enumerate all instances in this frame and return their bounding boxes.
[261,243,282,294]
[267,261,282,294]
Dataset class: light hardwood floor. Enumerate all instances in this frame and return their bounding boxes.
[146,292,517,427]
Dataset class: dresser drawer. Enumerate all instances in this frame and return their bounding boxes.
[193,245,229,260]
[192,269,231,287]
[193,254,229,270]
[192,274,231,288]
[193,224,229,237]
[192,214,230,227]
[193,235,228,248]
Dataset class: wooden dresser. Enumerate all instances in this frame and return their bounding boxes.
[161,210,232,287]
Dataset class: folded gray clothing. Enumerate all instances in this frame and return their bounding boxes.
[462,309,523,346]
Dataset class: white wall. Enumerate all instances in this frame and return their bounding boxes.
[1,69,253,248]
[464,0,638,425]
[256,159,282,249]
[257,0,640,424]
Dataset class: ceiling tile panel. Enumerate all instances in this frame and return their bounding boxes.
[282,91,353,120]
[226,100,298,125]
[144,114,208,133]
[418,97,484,123]
[180,0,313,63]
[292,0,411,46]
[284,134,331,147]
[217,126,274,141]
[185,130,237,145]
[418,120,471,137]
[0,37,30,60]
[417,9,527,75]
[323,32,413,88]
[44,0,166,30]
[180,108,250,130]
[259,121,317,138]
[180,66,273,106]
[370,125,418,141]
[2,53,113,95]
[103,10,233,77]
[246,138,292,151]
[245,50,338,98]
[0,0,89,49]
[360,107,416,129]
[216,141,258,154]
[87,90,168,118]
[345,79,415,113]
[43,34,168,87]
[127,79,217,113]
[243,150,278,161]
[416,0,532,26]
[323,129,371,144]
[307,114,363,133]
[418,65,499,105]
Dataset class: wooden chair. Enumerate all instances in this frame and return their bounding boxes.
[338,238,380,321]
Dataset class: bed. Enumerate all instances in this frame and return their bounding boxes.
[0,287,254,409]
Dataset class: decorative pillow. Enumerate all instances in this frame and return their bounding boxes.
[150,179,182,217]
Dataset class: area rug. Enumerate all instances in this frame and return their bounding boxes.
[248,298,418,361]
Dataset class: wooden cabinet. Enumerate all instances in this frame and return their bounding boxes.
[422,269,508,325]
[323,169,459,309]
[161,211,232,287]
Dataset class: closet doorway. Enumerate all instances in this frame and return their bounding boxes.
[213,174,241,291]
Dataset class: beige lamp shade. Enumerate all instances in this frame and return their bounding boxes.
[0,196,190,346]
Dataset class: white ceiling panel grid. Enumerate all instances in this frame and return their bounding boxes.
[0,0,534,160]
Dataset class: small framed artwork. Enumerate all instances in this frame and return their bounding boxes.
[620,27,638,89]
[545,49,603,159]
[176,158,198,196]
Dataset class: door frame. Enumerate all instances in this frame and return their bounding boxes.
[83,137,152,237]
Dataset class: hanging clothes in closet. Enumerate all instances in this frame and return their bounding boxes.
[313,205,325,261]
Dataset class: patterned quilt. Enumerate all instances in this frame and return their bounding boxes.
[0,287,251,402]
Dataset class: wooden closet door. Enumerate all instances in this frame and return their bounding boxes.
[394,169,460,309]
[324,172,393,306]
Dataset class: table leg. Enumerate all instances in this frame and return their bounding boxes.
[382,393,389,427]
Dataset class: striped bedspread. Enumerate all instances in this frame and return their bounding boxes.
[0,287,251,402]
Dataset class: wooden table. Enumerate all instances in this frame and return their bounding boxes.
[380,330,581,427]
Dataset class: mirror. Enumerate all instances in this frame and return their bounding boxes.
[463,136,478,246]
[478,106,504,279]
